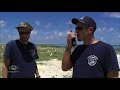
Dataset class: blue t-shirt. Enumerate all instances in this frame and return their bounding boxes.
[4,40,39,78]
[71,41,120,78]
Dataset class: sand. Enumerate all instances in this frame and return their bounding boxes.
[37,55,120,78]
[37,59,72,78]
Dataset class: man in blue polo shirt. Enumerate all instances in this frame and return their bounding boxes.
[62,16,120,78]
[2,22,40,78]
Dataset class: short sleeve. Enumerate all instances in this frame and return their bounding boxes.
[71,49,77,65]
[34,45,39,60]
[104,45,120,72]
[71,45,88,66]
[3,42,12,59]
[71,46,81,66]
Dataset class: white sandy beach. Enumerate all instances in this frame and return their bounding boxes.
[37,55,120,78]
[37,59,72,78]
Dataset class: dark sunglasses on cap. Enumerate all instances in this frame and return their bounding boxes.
[19,32,31,35]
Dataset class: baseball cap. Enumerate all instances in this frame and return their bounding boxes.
[15,22,33,31]
[71,16,96,30]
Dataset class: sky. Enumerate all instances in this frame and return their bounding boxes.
[0,12,120,45]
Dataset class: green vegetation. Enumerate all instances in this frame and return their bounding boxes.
[0,44,5,60]
[36,45,65,61]
[113,45,120,54]
[0,45,4,77]
[0,59,2,78]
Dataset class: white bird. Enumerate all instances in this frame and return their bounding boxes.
[50,53,52,56]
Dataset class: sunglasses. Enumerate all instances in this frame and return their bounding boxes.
[75,26,87,31]
[19,32,31,35]
[75,26,83,30]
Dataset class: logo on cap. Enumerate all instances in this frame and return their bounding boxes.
[80,16,85,20]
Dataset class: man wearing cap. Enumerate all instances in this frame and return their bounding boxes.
[2,22,40,78]
[62,16,120,78]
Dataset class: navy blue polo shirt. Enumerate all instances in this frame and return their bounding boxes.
[71,41,120,78]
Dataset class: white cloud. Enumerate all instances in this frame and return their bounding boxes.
[109,35,120,45]
[41,30,68,44]
[117,35,120,38]
[35,21,40,26]
[31,30,37,36]
[6,34,18,40]
[96,27,116,34]
[45,36,54,39]
[44,31,68,40]
[0,20,6,29]
[54,31,57,35]
[8,34,11,38]
[65,20,72,25]
[96,27,107,34]
[53,31,67,36]
[104,12,120,18]
[12,35,18,40]
[100,37,104,40]
[58,32,63,36]
[45,22,52,28]
[94,25,120,45]
[109,27,114,31]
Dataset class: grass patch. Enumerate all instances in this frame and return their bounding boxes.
[0,44,5,60]
[35,45,65,61]
[36,62,46,65]
[116,52,120,54]
[38,51,64,61]
[0,59,2,78]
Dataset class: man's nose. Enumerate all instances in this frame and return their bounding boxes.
[21,34,28,37]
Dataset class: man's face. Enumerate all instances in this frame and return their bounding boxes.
[18,28,31,42]
[75,22,90,41]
